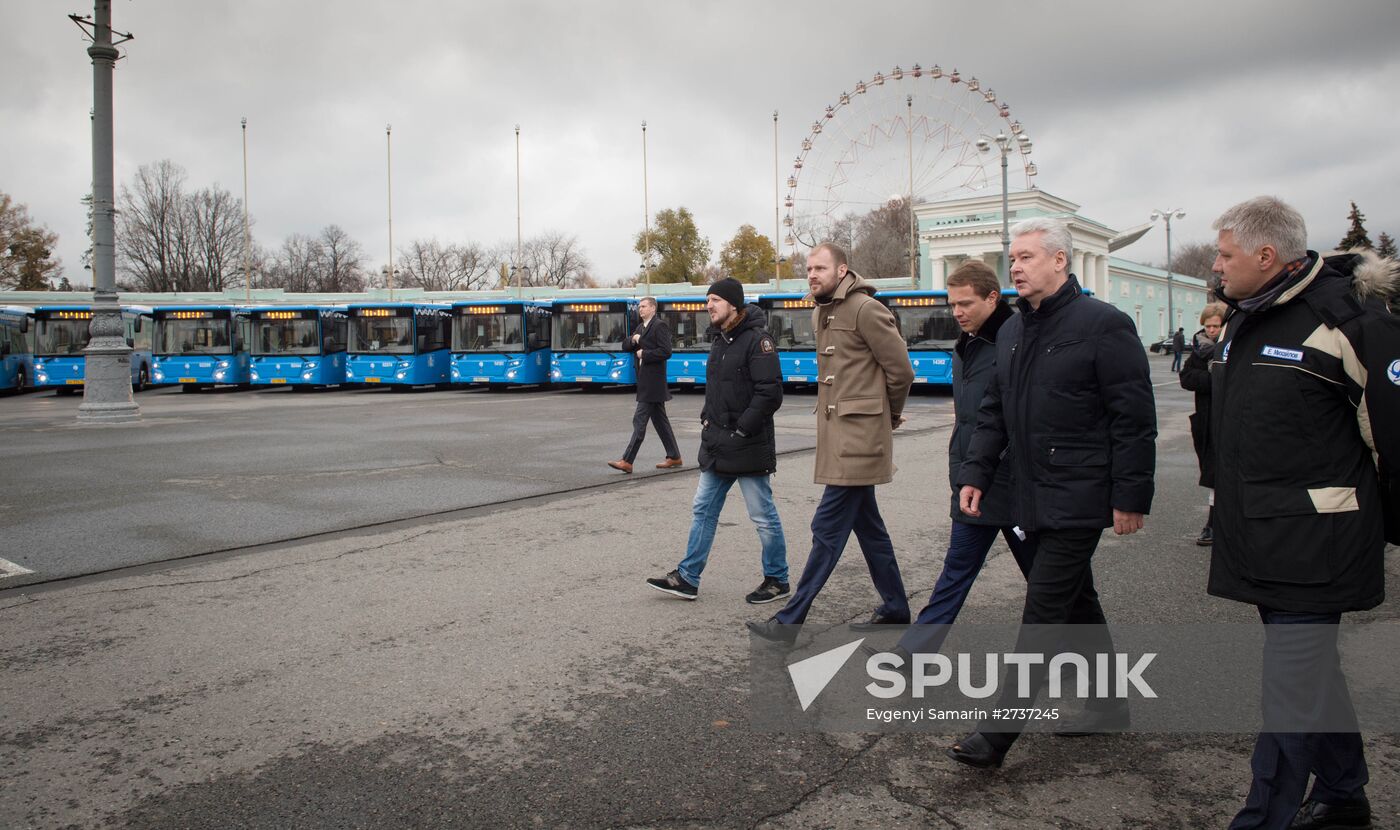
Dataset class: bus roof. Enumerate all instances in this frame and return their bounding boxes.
[150,304,246,312]
[449,299,549,309]
[549,297,637,306]
[346,301,450,309]
[247,304,347,312]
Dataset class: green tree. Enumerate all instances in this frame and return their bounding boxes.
[634,207,710,284]
[1376,232,1396,260]
[1338,201,1373,250]
[719,225,777,283]
[0,191,61,290]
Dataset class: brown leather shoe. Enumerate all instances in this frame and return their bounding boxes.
[607,460,633,473]
[655,457,684,469]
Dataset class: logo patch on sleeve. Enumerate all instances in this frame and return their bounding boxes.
[1388,359,1400,385]
[760,338,775,353]
[1261,345,1304,362]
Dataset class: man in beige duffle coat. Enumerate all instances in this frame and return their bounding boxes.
[749,242,915,641]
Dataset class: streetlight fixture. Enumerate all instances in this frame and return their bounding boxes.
[515,124,524,298]
[773,110,781,283]
[241,117,251,303]
[976,130,1032,282]
[641,120,651,291]
[906,95,916,287]
[386,124,395,301]
[1151,208,1186,338]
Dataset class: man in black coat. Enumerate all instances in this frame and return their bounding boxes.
[1178,303,1225,546]
[608,297,682,473]
[1207,196,1400,830]
[646,278,791,605]
[947,217,1157,769]
[1170,326,1187,372]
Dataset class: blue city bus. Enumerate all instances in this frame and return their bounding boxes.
[249,306,348,388]
[450,300,552,387]
[0,306,33,393]
[31,305,155,393]
[151,305,252,391]
[549,298,638,386]
[345,303,452,386]
[875,290,960,385]
[656,297,710,385]
[756,293,818,383]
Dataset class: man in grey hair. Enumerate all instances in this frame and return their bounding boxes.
[1208,195,1399,830]
[947,216,1157,769]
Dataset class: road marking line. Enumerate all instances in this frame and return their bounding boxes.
[0,557,34,579]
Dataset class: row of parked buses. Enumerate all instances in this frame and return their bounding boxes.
[0,291,968,394]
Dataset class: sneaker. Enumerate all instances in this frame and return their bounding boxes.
[1195,524,1213,546]
[745,576,791,605]
[646,569,697,600]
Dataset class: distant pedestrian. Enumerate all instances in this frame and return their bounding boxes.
[608,297,682,473]
[646,278,791,604]
[1170,326,1186,372]
[1207,196,1399,830]
[748,242,915,641]
[1178,303,1225,546]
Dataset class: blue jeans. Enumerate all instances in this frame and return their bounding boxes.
[898,522,1036,656]
[773,484,908,625]
[1229,608,1368,830]
[677,469,788,587]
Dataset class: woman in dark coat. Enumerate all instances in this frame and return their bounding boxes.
[1178,302,1225,545]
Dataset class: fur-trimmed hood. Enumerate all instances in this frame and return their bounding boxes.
[1323,247,1400,301]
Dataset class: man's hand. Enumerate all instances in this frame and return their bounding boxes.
[959,485,983,517]
[892,414,908,430]
[631,333,641,343]
[1112,510,1145,535]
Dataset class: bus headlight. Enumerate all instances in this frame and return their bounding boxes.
[346,366,355,377]
[36,372,48,383]
[395,371,407,380]
[304,361,319,370]
[214,370,226,381]
[610,369,621,379]
[250,370,260,380]
[550,368,561,379]
[506,370,517,379]
[397,360,411,369]
[217,360,231,369]
[153,371,164,381]
[507,358,523,367]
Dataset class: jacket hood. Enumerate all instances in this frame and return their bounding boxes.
[1323,248,1400,301]
[808,270,875,303]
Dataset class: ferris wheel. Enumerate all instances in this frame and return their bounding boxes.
[784,63,1037,255]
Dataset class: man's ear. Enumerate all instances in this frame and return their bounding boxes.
[1257,244,1279,272]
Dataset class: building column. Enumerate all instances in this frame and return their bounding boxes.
[929,256,947,290]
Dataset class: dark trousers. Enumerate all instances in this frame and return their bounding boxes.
[898,522,1036,656]
[773,485,908,625]
[622,400,679,463]
[1171,350,1184,371]
[982,527,1117,751]
[1228,608,1368,830]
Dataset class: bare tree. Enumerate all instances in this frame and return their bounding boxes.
[187,186,246,291]
[449,241,498,291]
[117,160,187,291]
[521,230,591,287]
[1157,240,1217,280]
[317,225,367,292]
[262,233,324,293]
[851,198,912,278]
[397,238,462,291]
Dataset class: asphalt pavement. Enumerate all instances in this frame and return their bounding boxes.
[1,358,1396,829]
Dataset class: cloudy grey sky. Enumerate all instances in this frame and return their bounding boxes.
[5,0,1399,286]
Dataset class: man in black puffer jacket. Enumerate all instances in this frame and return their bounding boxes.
[646,278,791,605]
[1206,196,1400,830]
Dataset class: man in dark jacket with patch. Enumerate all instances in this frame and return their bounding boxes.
[608,296,682,473]
[1207,196,1400,830]
[947,217,1157,770]
[646,278,791,605]
[897,260,1035,659]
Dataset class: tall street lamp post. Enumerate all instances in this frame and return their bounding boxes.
[976,130,1032,283]
[242,117,251,303]
[641,120,651,292]
[386,124,395,301]
[1151,208,1186,337]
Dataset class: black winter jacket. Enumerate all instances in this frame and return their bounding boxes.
[697,305,783,476]
[1208,250,1400,613]
[949,301,1016,526]
[623,316,672,403]
[958,276,1157,531]
[1178,329,1215,488]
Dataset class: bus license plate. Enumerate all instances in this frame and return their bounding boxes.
[678,377,696,383]
[65,379,84,385]
[789,375,808,382]
[178,377,197,383]
[472,377,490,383]
[575,376,592,382]
[271,378,287,384]
[365,378,381,383]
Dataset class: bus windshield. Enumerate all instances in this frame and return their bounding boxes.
[891,307,960,349]
[765,308,816,350]
[662,310,710,352]
[253,319,320,356]
[453,313,524,352]
[34,319,91,356]
[554,310,628,351]
[156,318,232,355]
[349,317,413,354]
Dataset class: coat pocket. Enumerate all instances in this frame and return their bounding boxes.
[1240,485,1333,585]
[835,396,886,459]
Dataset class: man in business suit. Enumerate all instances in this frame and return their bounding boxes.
[609,297,683,473]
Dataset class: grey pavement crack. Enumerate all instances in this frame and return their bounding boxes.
[747,734,884,830]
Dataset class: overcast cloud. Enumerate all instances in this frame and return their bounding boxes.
[4,0,1399,285]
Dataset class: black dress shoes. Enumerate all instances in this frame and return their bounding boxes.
[849,609,912,631]
[746,618,799,644]
[1290,796,1371,829]
[945,731,1006,769]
